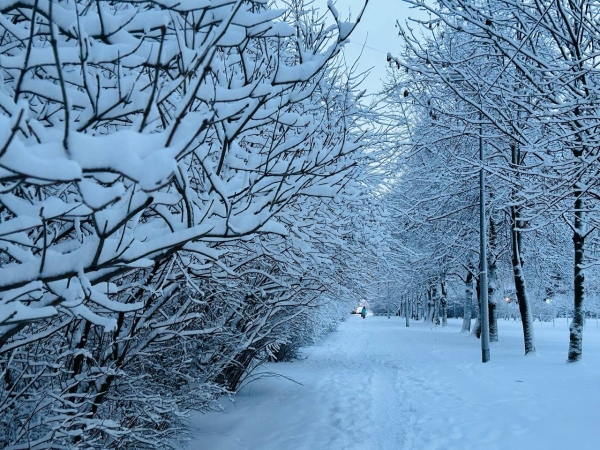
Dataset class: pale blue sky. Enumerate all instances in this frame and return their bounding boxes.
[315,0,427,94]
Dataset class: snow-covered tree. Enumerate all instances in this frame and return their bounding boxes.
[0,0,370,447]
[399,0,600,361]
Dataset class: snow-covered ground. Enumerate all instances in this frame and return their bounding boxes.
[187,317,600,450]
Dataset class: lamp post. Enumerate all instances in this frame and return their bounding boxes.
[445,72,490,362]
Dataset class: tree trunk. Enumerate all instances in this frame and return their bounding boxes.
[425,289,431,322]
[428,287,436,323]
[405,297,410,327]
[461,269,473,333]
[441,281,448,327]
[472,276,481,338]
[488,260,498,342]
[487,206,499,342]
[488,301,497,341]
[510,143,536,354]
[511,207,536,354]
[568,196,585,362]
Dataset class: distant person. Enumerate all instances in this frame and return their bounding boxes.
[361,306,367,319]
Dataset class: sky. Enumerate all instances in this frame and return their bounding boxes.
[314,0,428,94]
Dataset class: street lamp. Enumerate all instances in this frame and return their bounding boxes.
[446,73,490,362]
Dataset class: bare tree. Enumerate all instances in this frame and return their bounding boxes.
[0,0,370,447]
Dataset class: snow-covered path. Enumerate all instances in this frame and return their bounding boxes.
[188,317,600,450]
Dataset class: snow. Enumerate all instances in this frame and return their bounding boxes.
[187,317,600,450]
[0,302,56,325]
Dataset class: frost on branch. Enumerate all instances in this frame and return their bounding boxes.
[0,0,357,333]
[0,0,367,447]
